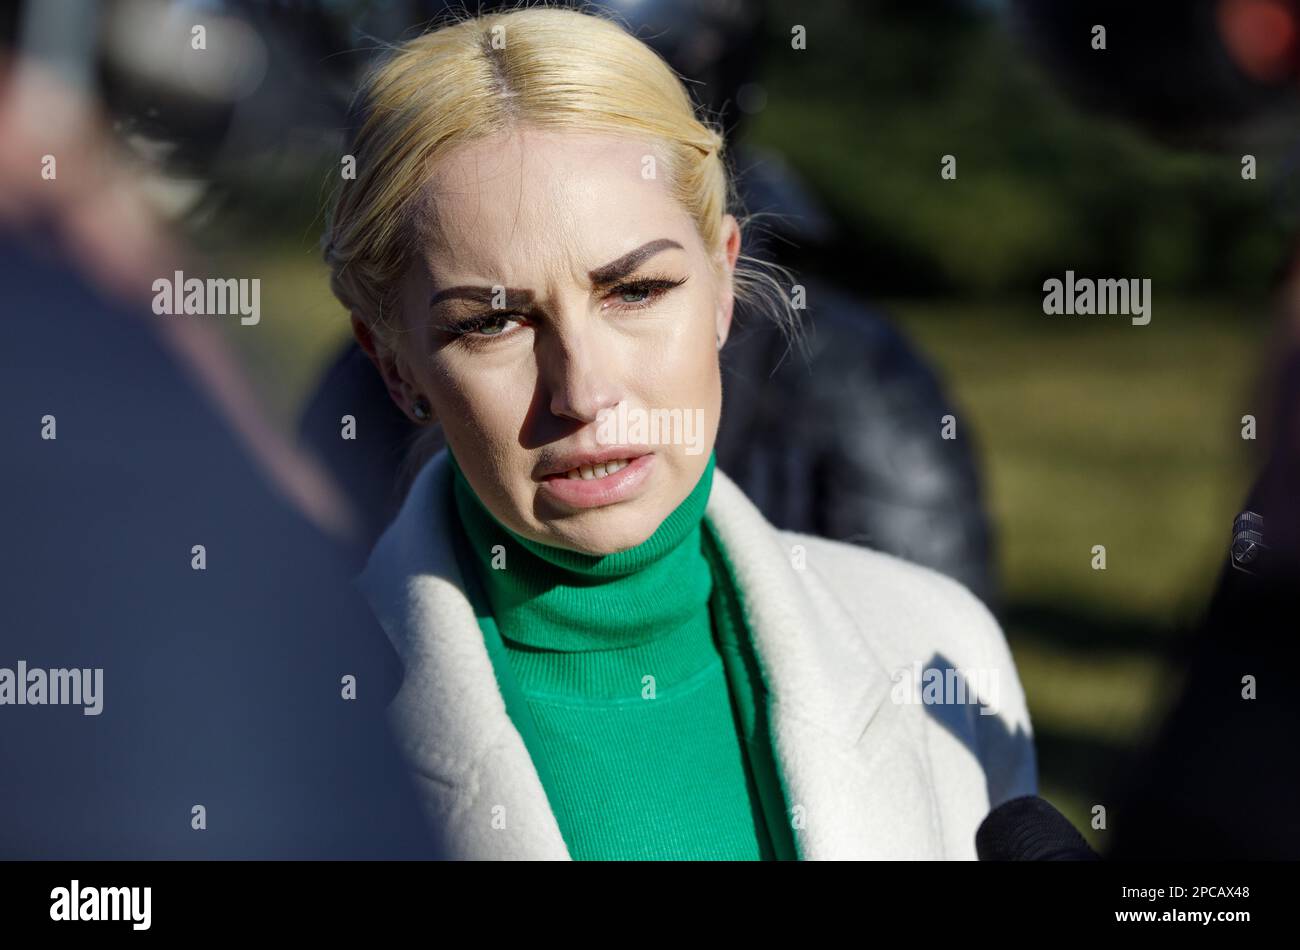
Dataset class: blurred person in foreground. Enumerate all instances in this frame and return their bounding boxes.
[0,58,438,858]
[1108,252,1300,860]
[328,6,1036,860]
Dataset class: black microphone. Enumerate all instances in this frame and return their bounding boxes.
[976,795,1101,860]
[1229,509,1267,576]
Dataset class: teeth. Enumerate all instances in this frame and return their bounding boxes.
[562,458,631,480]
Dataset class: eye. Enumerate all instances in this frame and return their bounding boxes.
[473,313,523,336]
[604,275,689,311]
[450,311,530,342]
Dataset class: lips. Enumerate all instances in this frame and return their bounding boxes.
[536,446,650,481]
[535,450,656,510]
[554,458,634,480]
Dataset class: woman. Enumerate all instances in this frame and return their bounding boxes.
[325,6,1036,860]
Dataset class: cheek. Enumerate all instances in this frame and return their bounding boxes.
[651,289,721,403]
[419,358,534,511]
[420,351,528,449]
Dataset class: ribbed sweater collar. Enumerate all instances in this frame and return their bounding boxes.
[448,450,717,653]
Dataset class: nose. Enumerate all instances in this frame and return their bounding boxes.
[539,319,624,425]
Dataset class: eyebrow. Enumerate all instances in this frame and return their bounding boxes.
[427,238,685,310]
[587,238,684,285]
[428,285,534,310]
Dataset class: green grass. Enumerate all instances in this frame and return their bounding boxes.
[210,239,353,430]
[890,298,1264,620]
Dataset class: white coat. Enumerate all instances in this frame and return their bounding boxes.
[356,449,1038,860]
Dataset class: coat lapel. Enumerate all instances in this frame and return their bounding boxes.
[703,471,945,859]
[358,450,942,860]
[357,452,569,859]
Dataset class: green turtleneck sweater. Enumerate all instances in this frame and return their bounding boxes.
[446,450,798,861]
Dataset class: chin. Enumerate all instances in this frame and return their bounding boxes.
[547,506,661,556]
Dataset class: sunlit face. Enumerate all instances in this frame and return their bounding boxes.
[357,125,740,554]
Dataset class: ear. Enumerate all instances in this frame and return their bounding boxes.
[351,313,436,425]
[714,214,741,348]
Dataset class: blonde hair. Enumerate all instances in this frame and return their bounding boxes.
[322,3,800,354]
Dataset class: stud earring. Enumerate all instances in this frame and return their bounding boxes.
[412,396,432,422]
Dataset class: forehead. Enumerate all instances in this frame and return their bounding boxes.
[412,127,699,281]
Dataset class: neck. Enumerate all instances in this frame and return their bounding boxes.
[448,451,717,652]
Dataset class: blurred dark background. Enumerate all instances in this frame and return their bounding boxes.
[6,0,1300,856]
